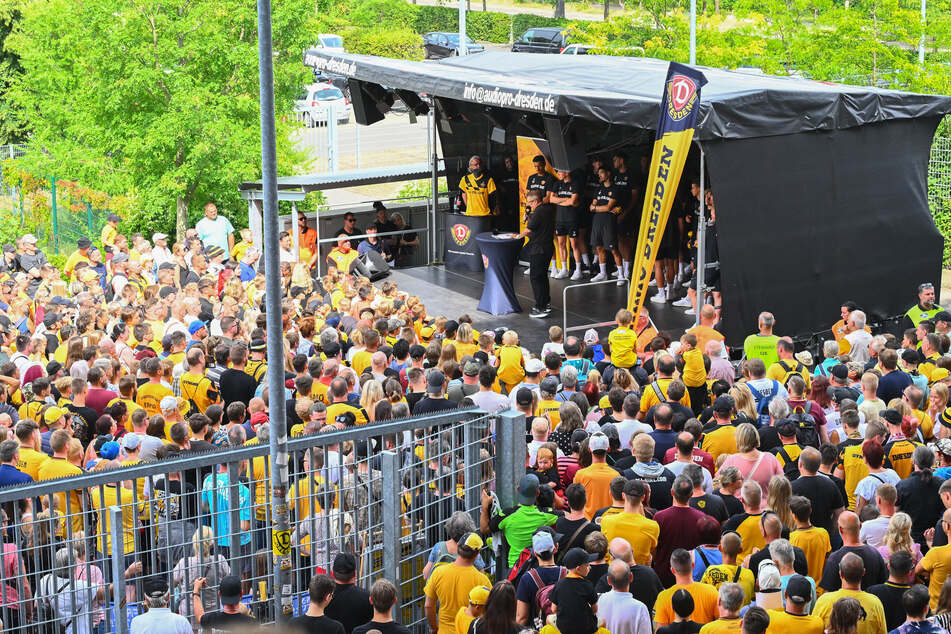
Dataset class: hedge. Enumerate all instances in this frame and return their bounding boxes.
[414,5,576,44]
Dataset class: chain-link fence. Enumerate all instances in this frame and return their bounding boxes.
[0,407,523,633]
[930,136,951,266]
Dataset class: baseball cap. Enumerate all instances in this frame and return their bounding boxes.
[218,575,242,604]
[463,361,480,377]
[776,419,798,438]
[107,213,121,222]
[21,234,37,244]
[111,252,129,263]
[77,237,92,249]
[880,408,902,426]
[459,532,484,552]
[188,319,206,335]
[43,406,66,425]
[525,358,545,374]
[468,585,491,606]
[99,441,120,460]
[45,360,62,376]
[205,245,225,258]
[1,244,14,253]
[828,386,859,404]
[936,311,951,323]
[122,433,141,451]
[712,395,735,412]
[784,574,812,604]
[426,369,446,392]
[584,328,599,345]
[49,296,73,307]
[152,232,168,241]
[42,313,59,329]
[250,339,266,351]
[158,262,176,271]
[562,547,598,570]
[532,531,555,554]
[830,364,849,380]
[143,577,169,598]
[332,553,357,578]
[540,376,560,393]
[589,432,609,452]
[160,395,179,412]
[570,428,589,448]
[516,473,540,505]
[515,387,535,406]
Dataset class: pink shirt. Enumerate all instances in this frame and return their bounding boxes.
[721,451,783,494]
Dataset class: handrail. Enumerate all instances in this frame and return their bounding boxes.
[561,277,627,335]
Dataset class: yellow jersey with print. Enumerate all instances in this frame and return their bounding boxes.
[608,326,637,368]
[700,564,755,606]
[681,347,707,388]
[640,378,692,414]
[765,609,823,634]
[458,173,496,217]
[136,382,173,418]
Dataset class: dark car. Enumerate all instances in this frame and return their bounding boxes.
[511,27,570,54]
[422,32,485,59]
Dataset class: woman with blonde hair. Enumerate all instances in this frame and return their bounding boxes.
[720,423,783,494]
[729,384,757,423]
[172,525,231,620]
[876,512,922,575]
[438,343,457,371]
[765,475,794,528]
[929,383,950,439]
[360,380,384,422]
[454,323,479,360]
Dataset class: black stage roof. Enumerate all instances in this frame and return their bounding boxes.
[303,49,951,140]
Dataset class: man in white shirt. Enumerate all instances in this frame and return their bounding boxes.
[129,577,192,634]
[614,394,651,450]
[150,233,173,266]
[597,559,652,634]
[858,482,896,547]
[195,202,235,257]
[468,365,510,413]
[844,310,873,364]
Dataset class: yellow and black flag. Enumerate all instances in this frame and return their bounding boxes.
[627,63,707,314]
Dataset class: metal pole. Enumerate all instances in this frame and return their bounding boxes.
[430,106,439,264]
[695,147,705,326]
[355,122,361,169]
[256,0,291,618]
[109,506,127,634]
[495,411,526,509]
[689,0,696,64]
[919,0,926,65]
[459,0,468,55]
[291,201,300,262]
[380,450,400,588]
[328,106,338,174]
[50,176,58,254]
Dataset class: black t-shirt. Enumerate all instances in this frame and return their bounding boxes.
[526,172,554,197]
[657,622,703,634]
[412,396,457,416]
[645,403,694,432]
[66,404,98,445]
[555,516,598,554]
[611,169,635,209]
[405,391,425,412]
[594,184,616,214]
[219,368,258,407]
[896,473,943,543]
[352,621,411,634]
[325,584,373,634]
[819,545,887,592]
[289,615,347,634]
[748,543,808,578]
[526,204,556,256]
[649,430,678,462]
[756,426,781,454]
[552,178,581,223]
[199,611,256,631]
[935,514,950,548]
[594,563,664,610]
[552,576,598,634]
[412,490,466,548]
[790,474,845,535]
[868,582,912,632]
[713,490,745,518]
[689,493,728,524]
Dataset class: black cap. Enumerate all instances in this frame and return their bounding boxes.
[107,213,121,222]
[902,349,922,364]
[46,361,62,376]
[516,387,535,406]
[776,419,798,438]
[158,286,177,299]
[218,575,242,604]
[784,574,812,604]
[143,576,169,598]
[713,395,735,412]
[827,386,859,404]
[562,547,598,569]
[77,237,92,249]
[323,341,341,358]
[42,313,59,329]
[881,408,902,426]
[830,364,849,380]
[936,311,951,323]
[250,339,266,351]
[333,553,357,578]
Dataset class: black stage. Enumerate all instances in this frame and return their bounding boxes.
[390,265,696,353]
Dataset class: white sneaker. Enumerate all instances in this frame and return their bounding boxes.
[672,297,693,308]
[650,289,667,303]
[591,272,607,282]
[616,277,627,286]
[648,279,657,287]
[685,307,696,315]
[570,268,583,281]
[523,267,531,275]
[553,269,568,279]
[612,269,621,278]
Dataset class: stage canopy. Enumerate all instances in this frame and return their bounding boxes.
[303,49,951,343]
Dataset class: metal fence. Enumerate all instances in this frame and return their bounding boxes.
[0,408,526,633]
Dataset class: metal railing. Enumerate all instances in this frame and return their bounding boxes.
[0,408,526,633]
[561,276,629,336]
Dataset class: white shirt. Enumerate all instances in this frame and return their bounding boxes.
[845,330,873,363]
[469,390,510,413]
[151,246,173,266]
[597,590,652,634]
[859,514,892,547]
[614,418,652,450]
[508,381,539,409]
[130,607,192,634]
[666,459,714,493]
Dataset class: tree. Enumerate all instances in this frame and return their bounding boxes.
[0,0,25,144]
[9,0,313,238]
[555,0,567,19]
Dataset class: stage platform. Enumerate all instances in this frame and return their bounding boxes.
[389,265,697,353]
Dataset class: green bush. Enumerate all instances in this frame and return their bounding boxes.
[415,6,460,34]
[415,6,512,43]
[348,0,418,29]
[348,27,425,60]
[511,14,572,38]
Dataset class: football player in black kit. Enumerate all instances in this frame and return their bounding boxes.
[589,167,624,285]
[526,155,554,203]
[583,156,605,276]
[612,150,639,285]
[548,169,588,280]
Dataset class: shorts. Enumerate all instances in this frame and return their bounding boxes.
[689,267,721,292]
[555,221,578,237]
[656,222,679,260]
[590,213,617,249]
[618,209,637,238]
[577,207,593,230]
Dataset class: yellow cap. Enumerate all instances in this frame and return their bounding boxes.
[468,585,491,605]
[931,367,950,384]
[44,406,67,424]
[460,532,484,551]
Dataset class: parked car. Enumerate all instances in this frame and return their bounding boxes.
[315,33,345,53]
[294,84,351,126]
[422,32,485,59]
[560,43,593,55]
[511,27,570,54]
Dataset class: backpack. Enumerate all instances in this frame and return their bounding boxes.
[37,573,72,634]
[746,380,780,426]
[528,567,567,629]
[506,547,537,587]
[776,360,806,388]
[774,445,802,480]
[789,401,820,448]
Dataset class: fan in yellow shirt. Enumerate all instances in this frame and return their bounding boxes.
[766,574,823,634]
[812,553,886,634]
[14,420,48,480]
[655,549,720,627]
[453,585,489,634]
[600,480,658,566]
[608,309,638,369]
[788,497,831,585]
[699,533,755,607]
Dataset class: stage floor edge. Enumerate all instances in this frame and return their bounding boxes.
[388,264,697,353]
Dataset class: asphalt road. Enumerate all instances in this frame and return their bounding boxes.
[292,111,433,168]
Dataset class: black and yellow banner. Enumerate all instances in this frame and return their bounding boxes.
[628,63,707,313]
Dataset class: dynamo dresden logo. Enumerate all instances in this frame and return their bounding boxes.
[451,224,471,246]
[666,75,698,122]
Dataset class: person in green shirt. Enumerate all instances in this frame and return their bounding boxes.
[482,473,558,568]
[743,312,780,368]
[902,281,945,331]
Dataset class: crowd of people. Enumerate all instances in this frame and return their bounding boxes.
[0,207,945,634]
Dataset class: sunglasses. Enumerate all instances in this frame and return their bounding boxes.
[345,218,355,222]
[920,283,934,291]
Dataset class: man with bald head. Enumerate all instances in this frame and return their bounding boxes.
[813,553,886,634]
[819,511,887,593]
[594,537,664,613]
[746,511,809,579]
[597,559,651,634]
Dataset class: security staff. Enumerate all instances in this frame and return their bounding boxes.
[459,155,498,217]
[516,190,556,318]
[589,167,624,285]
[902,282,945,330]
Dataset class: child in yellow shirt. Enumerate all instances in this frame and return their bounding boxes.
[496,330,525,392]
[680,333,708,414]
[607,309,637,369]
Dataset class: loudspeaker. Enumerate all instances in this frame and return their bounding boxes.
[395,90,430,116]
[361,250,391,281]
[348,79,389,126]
[544,116,587,171]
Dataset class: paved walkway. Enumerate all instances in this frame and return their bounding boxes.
[412,0,613,22]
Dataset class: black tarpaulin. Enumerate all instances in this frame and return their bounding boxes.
[303,49,951,140]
